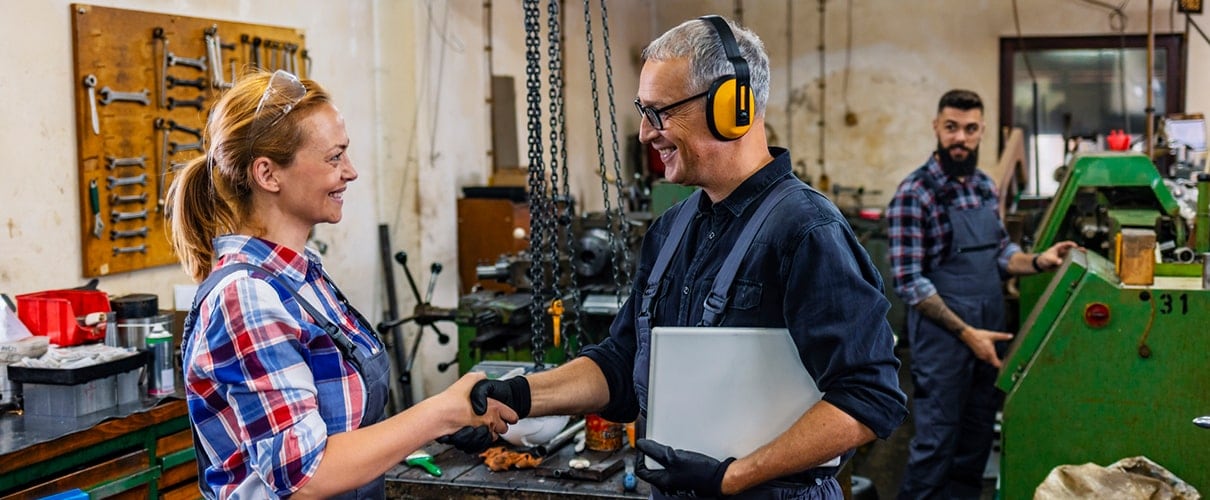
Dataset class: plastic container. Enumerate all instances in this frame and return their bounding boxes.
[16,290,110,347]
[11,351,147,417]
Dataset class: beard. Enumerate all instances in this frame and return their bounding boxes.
[936,141,979,177]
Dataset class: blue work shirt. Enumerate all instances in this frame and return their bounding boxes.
[581,148,907,440]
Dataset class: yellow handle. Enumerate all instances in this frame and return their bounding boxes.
[547,299,564,347]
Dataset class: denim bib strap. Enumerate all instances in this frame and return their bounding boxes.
[637,190,703,336]
[699,178,805,327]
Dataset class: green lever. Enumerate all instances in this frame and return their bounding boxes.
[406,451,442,477]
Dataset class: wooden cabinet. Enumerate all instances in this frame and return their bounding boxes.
[0,399,198,499]
[457,197,530,294]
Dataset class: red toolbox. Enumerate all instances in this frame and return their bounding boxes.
[16,290,110,347]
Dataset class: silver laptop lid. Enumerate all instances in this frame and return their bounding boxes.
[644,326,839,469]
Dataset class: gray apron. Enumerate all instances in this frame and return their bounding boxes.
[898,177,1006,500]
[634,179,843,499]
[184,263,390,499]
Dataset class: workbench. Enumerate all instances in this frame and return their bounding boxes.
[0,396,197,499]
[386,441,649,499]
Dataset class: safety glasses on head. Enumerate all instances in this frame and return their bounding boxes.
[634,90,709,131]
[253,70,306,133]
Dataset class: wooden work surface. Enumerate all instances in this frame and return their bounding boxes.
[386,442,649,499]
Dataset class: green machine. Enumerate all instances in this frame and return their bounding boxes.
[1017,152,1188,320]
[998,152,1210,498]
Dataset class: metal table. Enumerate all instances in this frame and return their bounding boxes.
[386,442,649,499]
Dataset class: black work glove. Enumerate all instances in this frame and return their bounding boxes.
[437,376,532,455]
[635,438,735,498]
[469,376,531,419]
[436,425,495,454]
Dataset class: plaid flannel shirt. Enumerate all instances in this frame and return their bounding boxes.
[184,235,381,497]
[886,156,1021,306]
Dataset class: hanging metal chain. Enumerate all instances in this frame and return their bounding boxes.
[546,0,584,359]
[582,0,627,305]
[597,0,634,293]
[523,0,549,369]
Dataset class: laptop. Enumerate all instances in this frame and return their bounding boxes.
[644,326,840,469]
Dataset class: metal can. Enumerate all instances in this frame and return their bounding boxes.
[146,326,175,397]
[584,414,623,452]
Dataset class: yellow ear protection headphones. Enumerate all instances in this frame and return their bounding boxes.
[700,15,754,141]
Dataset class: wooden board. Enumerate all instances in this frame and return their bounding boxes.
[533,448,627,482]
[70,4,307,277]
[1117,228,1156,286]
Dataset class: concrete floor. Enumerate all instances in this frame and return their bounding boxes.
[849,344,998,500]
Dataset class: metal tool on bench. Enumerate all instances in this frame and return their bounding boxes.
[167,51,207,72]
[204,25,234,90]
[111,227,148,240]
[107,173,147,189]
[98,87,150,106]
[156,119,171,212]
[112,244,147,256]
[154,27,169,108]
[169,140,202,155]
[83,74,99,135]
[110,193,147,205]
[111,209,148,223]
[164,120,201,139]
[165,75,206,90]
[105,156,146,170]
[167,96,204,111]
[250,36,262,69]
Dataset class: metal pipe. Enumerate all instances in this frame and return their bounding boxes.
[1197,173,1210,253]
[533,418,586,456]
[1146,0,1155,159]
[816,0,829,193]
[378,224,409,411]
[484,0,495,168]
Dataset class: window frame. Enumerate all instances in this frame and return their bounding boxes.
[997,34,1186,158]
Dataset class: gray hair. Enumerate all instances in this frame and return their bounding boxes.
[641,16,770,117]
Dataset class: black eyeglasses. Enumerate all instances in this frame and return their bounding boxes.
[634,90,709,130]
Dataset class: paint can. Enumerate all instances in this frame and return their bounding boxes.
[584,414,623,452]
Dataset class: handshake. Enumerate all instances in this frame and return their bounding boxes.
[434,373,734,498]
[436,375,532,453]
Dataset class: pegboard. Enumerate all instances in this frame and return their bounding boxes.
[70,3,308,277]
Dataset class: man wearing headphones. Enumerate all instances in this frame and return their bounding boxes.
[442,16,907,499]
